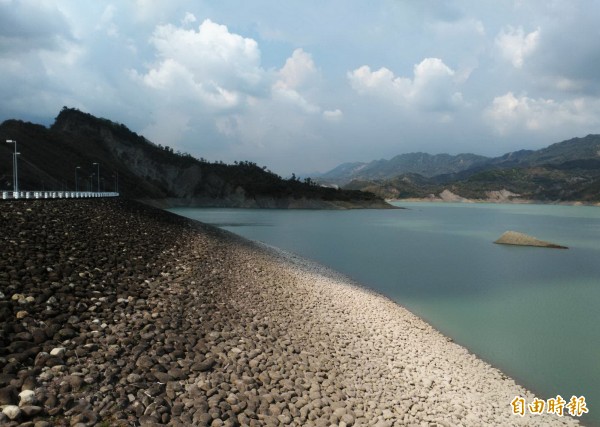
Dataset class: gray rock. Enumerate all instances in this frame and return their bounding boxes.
[194,357,216,372]
[0,385,17,405]
[20,405,43,417]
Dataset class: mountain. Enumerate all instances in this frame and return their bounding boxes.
[0,108,390,209]
[330,135,600,203]
[317,152,490,184]
[499,134,600,167]
[318,135,600,188]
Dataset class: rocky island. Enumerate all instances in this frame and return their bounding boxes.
[0,199,579,426]
[494,231,569,249]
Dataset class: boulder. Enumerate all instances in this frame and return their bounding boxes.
[494,231,568,249]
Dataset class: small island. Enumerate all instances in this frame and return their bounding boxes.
[494,231,568,249]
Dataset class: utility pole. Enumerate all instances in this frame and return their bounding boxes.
[93,162,100,192]
[6,139,18,193]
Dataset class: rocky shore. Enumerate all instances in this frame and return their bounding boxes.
[0,199,580,426]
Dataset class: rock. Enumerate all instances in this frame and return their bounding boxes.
[2,405,21,420]
[18,389,36,406]
[21,376,37,391]
[277,413,292,424]
[341,413,355,425]
[70,410,98,425]
[494,231,568,249]
[50,347,66,357]
[16,310,29,319]
[439,189,467,202]
[20,405,43,417]
[194,357,216,372]
[136,355,155,370]
[0,385,17,405]
[64,375,84,392]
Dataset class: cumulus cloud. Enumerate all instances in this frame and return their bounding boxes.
[484,91,600,134]
[276,48,317,90]
[272,48,321,114]
[495,25,540,68]
[348,58,464,112]
[133,19,265,110]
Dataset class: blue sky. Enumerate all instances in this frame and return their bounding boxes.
[1,1,600,175]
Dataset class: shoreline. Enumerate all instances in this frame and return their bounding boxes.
[139,196,396,210]
[251,242,582,426]
[0,199,581,426]
[388,197,600,207]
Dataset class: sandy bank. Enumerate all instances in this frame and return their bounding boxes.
[0,199,580,426]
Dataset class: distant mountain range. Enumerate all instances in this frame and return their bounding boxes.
[0,108,389,209]
[317,135,600,202]
[317,152,490,183]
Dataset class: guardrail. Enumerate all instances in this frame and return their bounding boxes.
[2,191,119,200]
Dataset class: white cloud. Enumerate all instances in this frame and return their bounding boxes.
[133,19,265,110]
[323,109,343,121]
[348,58,464,112]
[484,91,600,134]
[495,25,540,68]
[97,5,118,37]
[182,12,197,26]
[276,48,317,90]
[272,87,320,114]
[272,48,320,113]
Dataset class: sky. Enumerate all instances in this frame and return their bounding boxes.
[1,1,600,176]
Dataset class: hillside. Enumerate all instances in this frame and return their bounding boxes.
[321,135,600,203]
[0,108,390,209]
[317,152,489,184]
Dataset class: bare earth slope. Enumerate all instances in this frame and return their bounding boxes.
[0,199,579,426]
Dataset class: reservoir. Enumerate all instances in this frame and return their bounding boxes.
[170,202,600,425]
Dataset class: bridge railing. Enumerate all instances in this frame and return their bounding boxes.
[1,191,119,200]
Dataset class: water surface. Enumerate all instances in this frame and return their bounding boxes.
[170,202,600,425]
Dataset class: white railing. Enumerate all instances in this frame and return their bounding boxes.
[1,191,119,200]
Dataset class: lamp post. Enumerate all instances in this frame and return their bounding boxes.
[75,166,81,192]
[6,139,18,193]
[90,173,95,192]
[113,172,119,193]
[92,162,100,192]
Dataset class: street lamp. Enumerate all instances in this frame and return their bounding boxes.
[75,166,81,192]
[113,172,119,193]
[92,162,100,192]
[6,139,18,193]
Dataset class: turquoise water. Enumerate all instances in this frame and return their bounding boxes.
[169,202,600,425]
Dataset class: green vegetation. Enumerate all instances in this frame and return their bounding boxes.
[340,135,600,202]
[0,108,381,205]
